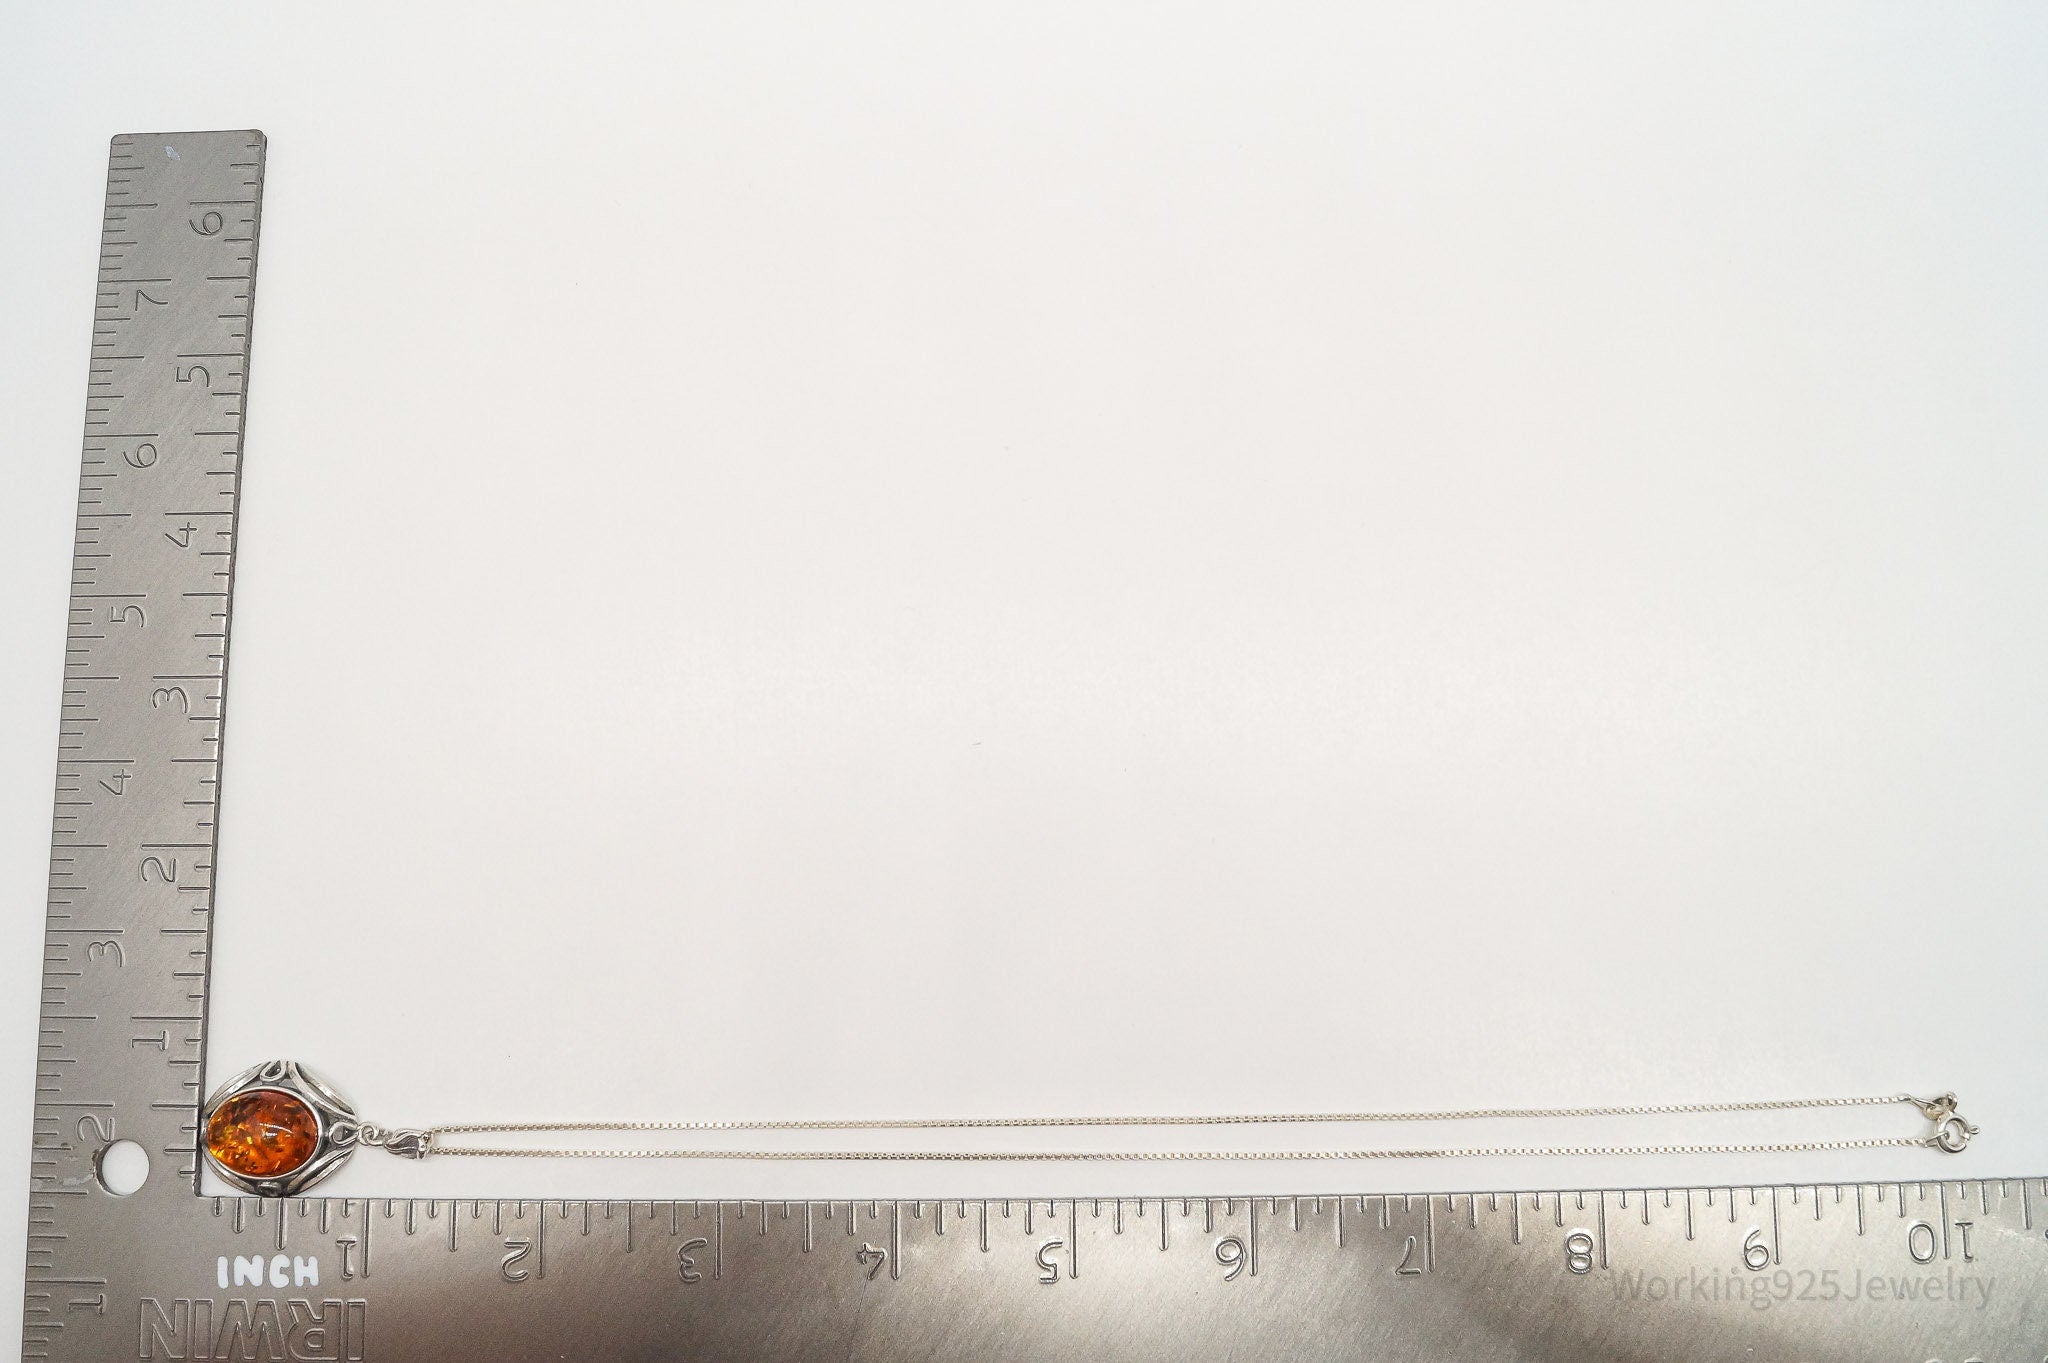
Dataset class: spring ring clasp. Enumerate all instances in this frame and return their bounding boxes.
[1910,1094,1978,1153]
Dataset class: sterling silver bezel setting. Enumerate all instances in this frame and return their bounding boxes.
[200,1059,360,1197]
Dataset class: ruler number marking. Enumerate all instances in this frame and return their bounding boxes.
[1394,1234,1422,1277]
[677,1237,710,1284]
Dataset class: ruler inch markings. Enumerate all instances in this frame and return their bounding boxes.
[26,130,266,1363]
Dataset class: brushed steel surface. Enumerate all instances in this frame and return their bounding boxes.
[23,132,2048,1362]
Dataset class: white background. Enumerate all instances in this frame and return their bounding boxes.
[3,2,2044,1341]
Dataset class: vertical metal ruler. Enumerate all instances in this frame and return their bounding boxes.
[23,131,2048,1362]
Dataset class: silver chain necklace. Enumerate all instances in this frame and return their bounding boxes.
[196,1059,1980,1197]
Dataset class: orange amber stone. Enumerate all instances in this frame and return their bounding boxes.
[206,1088,320,1179]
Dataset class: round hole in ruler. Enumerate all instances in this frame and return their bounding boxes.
[95,1139,149,1197]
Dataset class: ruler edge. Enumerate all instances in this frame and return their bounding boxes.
[184,1173,2048,1211]
[25,125,268,1310]
[170,126,264,1199]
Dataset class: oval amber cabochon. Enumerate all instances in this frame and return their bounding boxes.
[206,1087,322,1179]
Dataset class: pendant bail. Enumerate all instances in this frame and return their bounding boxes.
[359,1123,434,1159]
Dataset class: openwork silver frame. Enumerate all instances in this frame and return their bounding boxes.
[198,1058,359,1197]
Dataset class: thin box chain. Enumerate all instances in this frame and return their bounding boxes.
[379,1092,1976,1163]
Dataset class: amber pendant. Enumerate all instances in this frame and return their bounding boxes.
[200,1060,361,1196]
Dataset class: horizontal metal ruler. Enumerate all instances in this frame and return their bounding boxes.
[23,131,2048,1362]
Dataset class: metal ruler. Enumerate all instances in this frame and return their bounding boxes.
[22,131,2048,1362]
